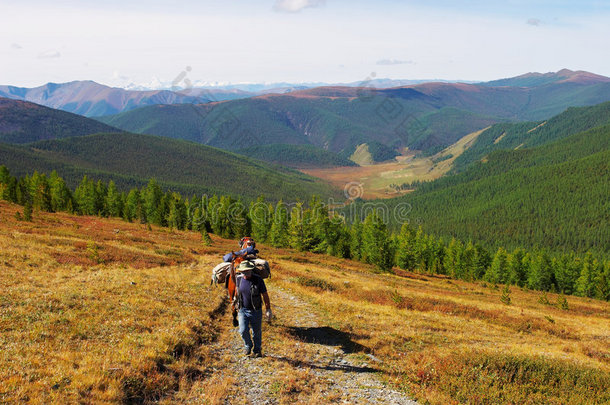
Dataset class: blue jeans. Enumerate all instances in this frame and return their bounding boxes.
[238,308,262,353]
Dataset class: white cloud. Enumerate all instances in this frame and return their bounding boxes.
[38,50,61,59]
[376,59,414,66]
[273,0,325,13]
[11,43,22,50]
[527,18,542,26]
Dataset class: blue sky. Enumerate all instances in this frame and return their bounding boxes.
[1,0,609,88]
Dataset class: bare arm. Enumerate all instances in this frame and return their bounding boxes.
[262,292,271,311]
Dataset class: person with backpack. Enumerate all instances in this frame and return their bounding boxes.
[235,260,272,357]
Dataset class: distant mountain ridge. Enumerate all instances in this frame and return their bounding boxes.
[0,81,212,117]
[481,68,610,87]
[98,69,610,158]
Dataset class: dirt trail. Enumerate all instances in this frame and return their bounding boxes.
[209,285,417,404]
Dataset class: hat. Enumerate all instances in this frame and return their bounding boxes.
[237,260,255,273]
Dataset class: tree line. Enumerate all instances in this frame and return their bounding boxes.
[1,165,608,301]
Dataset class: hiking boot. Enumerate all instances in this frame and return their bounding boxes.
[252,351,262,358]
[244,347,252,356]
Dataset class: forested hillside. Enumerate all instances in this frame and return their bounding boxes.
[453,101,610,172]
[235,144,357,168]
[0,132,339,201]
[0,98,120,143]
[347,123,610,256]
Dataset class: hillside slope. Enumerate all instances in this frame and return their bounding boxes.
[453,101,610,172]
[347,124,610,255]
[0,132,339,201]
[0,98,120,143]
[1,201,608,404]
[235,143,358,168]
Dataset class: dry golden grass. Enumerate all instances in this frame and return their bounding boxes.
[1,200,609,404]
[261,249,610,404]
[0,201,229,403]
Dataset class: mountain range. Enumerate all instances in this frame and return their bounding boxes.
[97,69,610,159]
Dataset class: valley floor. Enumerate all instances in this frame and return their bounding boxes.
[301,128,486,199]
[1,201,608,404]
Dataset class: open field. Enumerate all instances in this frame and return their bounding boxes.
[302,128,487,199]
[1,201,609,404]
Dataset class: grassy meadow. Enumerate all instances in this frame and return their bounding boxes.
[302,128,486,199]
[1,200,609,404]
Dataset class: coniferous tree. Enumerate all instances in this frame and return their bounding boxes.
[507,248,527,286]
[231,198,250,238]
[143,179,163,225]
[288,203,316,250]
[74,176,96,215]
[269,200,289,248]
[124,189,142,223]
[396,223,417,270]
[575,252,598,298]
[361,212,394,272]
[0,166,17,203]
[554,254,581,295]
[250,195,271,242]
[49,171,72,212]
[349,217,364,261]
[94,180,107,216]
[471,244,491,281]
[105,181,123,218]
[29,172,53,212]
[445,238,463,279]
[23,200,33,221]
[202,229,213,246]
[485,247,509,284]
[528,252,555,291]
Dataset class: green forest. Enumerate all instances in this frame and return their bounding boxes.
[347,122,610,257]
[0,132,338,202]
[2,166,608,302]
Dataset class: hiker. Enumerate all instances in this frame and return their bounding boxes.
[235,260,272,357]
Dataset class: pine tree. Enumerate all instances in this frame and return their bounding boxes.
[124,189,140,222]
[396,223,417,270]
[471,244,491,281]
[74,176,96,215]
[202,229,213,246]
[250,196,271,242]
[361,213,394,272]
[94,180,107,216]
[349,217,364,261]
[484,247,509,284]
[23,201,33,221]
[105,181,123,218]
[500,285,511,305]
[288,203,314,251]
[230,198,250,238]
[445,238,462,279]
[528,252,555,291]
[507,248,527,286]
[269,200,289,248]
[143,179,163,225]
[49,171,72,212]
[575,252,598,298]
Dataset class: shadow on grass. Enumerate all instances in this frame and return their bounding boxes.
[266,353,379,374]
[284,325,370,354]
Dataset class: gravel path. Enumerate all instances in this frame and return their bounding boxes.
[214,285,418,404]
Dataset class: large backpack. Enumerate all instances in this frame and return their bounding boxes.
[211,262,231,285]
[253,258,271,279]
